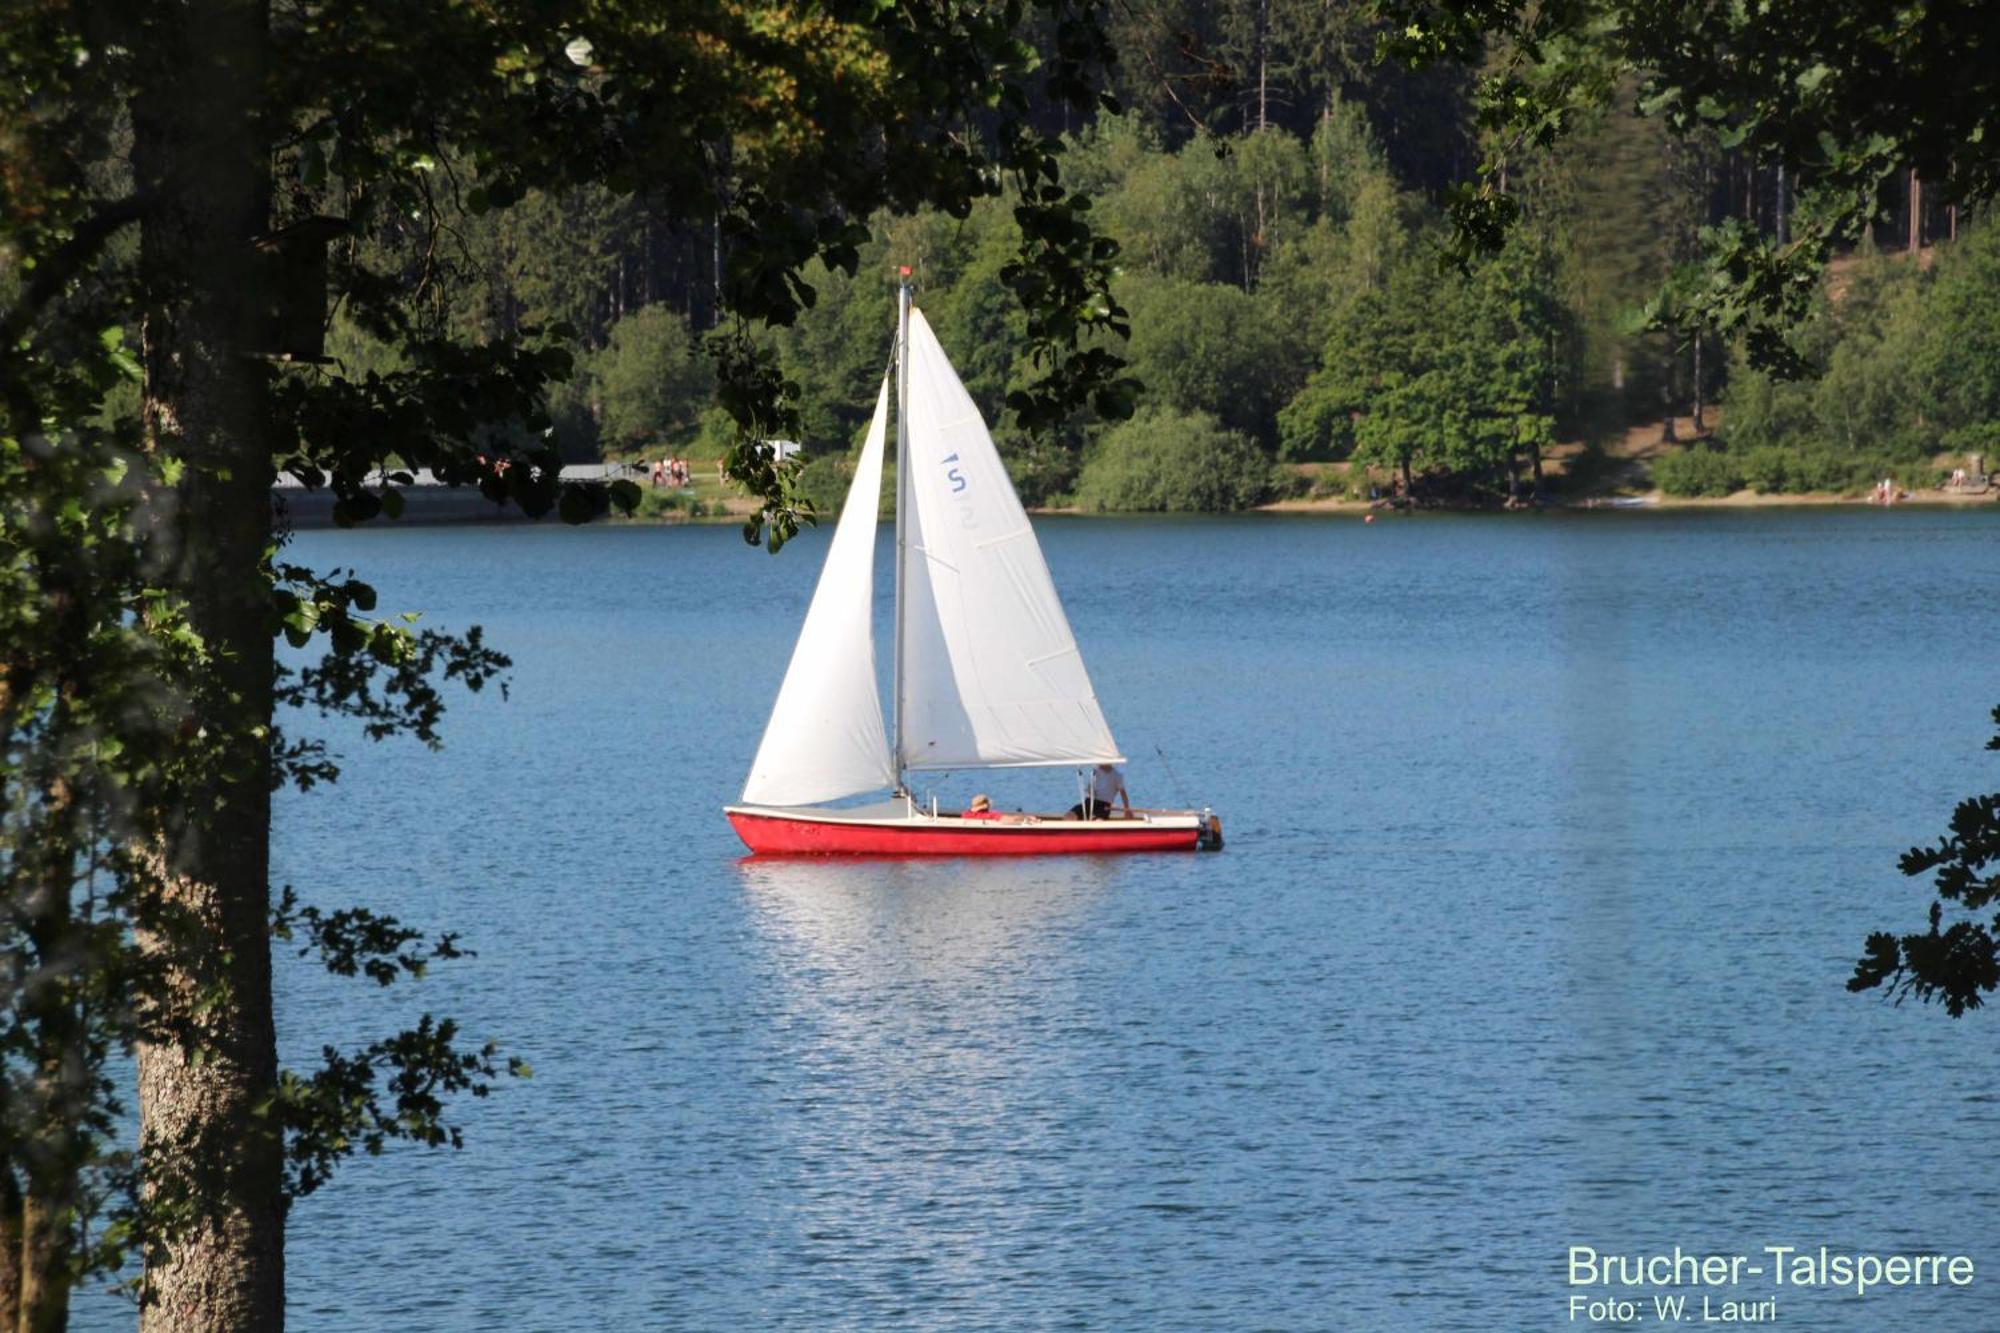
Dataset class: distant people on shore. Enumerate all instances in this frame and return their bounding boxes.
[649,457,700,488]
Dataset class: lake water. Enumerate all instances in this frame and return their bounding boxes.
[73,509,2000,1330]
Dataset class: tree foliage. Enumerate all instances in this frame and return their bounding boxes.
[1381,0,2000,372]
[1852,708,2000,1017]
[1281,232,1569,494]
[749,102,1593,505]
[1662,227,2000,496]
[591,305,713,454]
[1074,406,1282,511]
[1118,275,1309,447]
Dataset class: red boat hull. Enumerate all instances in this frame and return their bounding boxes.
[727,808,1203,856]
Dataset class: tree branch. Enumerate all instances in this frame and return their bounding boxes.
[0,194,153,348]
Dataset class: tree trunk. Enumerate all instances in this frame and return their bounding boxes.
[1251,184,1267,290]
[1256,0,1269,133]
[710,192,725,332]
[1775,164,1788,246]
[1661,357,1679,443]
[18,1192,74,1333]
[1692,333,1705,432]
[17,938,84,1333]
[1909,169,1922,252]
[130,2,285,1329]
[12,686,95,1333]
[1317,102,1331,206]
[0,1166,19,1332]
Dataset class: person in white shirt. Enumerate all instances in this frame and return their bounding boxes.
[1071,762,1128,820]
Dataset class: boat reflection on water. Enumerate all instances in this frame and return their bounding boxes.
[736,853,1121,988]
[730,856,1128,1302]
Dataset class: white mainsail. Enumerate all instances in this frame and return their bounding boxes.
[896,308,1123,771]
[740,377,895,805]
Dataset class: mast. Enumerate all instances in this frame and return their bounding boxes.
[892,268,912,794]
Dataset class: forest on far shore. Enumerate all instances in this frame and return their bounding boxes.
[325,1,1995,512]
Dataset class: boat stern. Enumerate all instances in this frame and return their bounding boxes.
[1197,810,1224,851]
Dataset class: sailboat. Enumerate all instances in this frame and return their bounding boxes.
[725,279,1223,856]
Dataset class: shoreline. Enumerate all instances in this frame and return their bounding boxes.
[281,478,2000,530]
[286,490,1998,529]
[1253,488,1999,515]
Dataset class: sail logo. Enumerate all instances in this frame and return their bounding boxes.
[942,453,968,493]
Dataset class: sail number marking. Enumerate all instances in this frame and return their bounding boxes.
[940,453,978,529]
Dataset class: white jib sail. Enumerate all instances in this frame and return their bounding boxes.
[897,308,1123,771]
[741,377,895,805]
